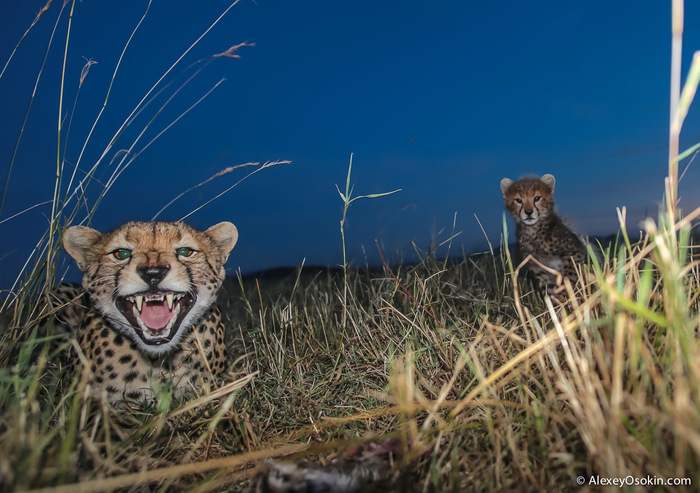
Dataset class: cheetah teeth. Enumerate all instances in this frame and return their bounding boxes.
[126,293,185,313]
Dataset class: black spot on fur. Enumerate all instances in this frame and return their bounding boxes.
[124,371,139,383]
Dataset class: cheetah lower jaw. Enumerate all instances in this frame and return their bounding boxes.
[132,303,181,340]
[522,217,539,225]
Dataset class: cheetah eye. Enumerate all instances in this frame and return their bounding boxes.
[176,247,195,257]
[534,196,541,202]
[514,198,523,204]
[112,249,132,261]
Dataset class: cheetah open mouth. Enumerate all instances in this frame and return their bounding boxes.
[116,292,195,345]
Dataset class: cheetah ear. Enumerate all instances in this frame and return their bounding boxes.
[63,226,103,271]
[206,221,238,262]
[540,174,555,193]
[500,178,513,198]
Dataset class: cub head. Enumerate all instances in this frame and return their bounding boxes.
[500,174,555,226]
[63,221,238,356]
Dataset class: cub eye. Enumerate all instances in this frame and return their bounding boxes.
[534,196,541,202]
[514,198,523,204]
[176,247,195,257]
[112,249,132,261]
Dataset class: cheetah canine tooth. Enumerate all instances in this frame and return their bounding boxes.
[166,293,174,310]
[135,295,144,312]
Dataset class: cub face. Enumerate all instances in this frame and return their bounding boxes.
[500,174,556,226]
[63,221,238,356]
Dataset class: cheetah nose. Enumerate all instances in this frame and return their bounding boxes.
[525,209,534,216]
[137,264,171,286]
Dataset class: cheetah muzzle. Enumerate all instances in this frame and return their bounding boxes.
[116,291,195,345]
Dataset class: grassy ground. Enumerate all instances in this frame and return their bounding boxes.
[1,219,699,491]
[2,1,700,491]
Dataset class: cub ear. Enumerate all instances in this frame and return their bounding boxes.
[63,226,103,271]
[540,174,555,193]
[206,221,239,262]
[500,178,513,198]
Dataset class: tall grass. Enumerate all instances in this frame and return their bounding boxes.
[0,0,277,330]
[0,2,279,489]
[1,0,700,492]
[336,152,401,332]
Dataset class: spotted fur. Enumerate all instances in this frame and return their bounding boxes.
[500,174,586,299]
[56,221,238,405]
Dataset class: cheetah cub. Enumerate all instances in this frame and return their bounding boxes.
[58,221,238,405]
[500,174,586,299]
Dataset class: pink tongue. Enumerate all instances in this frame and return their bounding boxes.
[140,301,173,330]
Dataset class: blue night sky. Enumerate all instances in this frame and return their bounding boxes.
[2,1,700,288]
